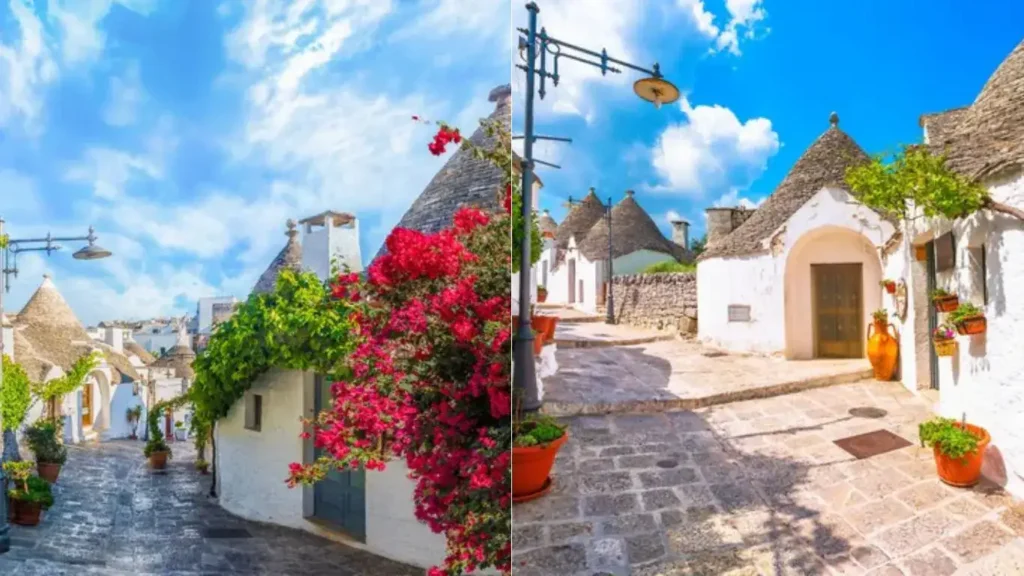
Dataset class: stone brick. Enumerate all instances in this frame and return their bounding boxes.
[609,273,697,332]
[548,521,594,545]
[601,514,657,536]
[624,533,666,565]
[941,520,1016,563]
[513,524,546,550]
[638,468,699,488]
[516,544,588,575]
[641,489,681,511]
[583,493,639,517]
[578,472,634,494]
[902,547,958,576]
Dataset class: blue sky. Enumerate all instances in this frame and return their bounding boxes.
[512,1,1024,244]
[1,0,508,325]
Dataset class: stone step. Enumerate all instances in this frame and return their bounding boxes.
[553,332,676,349]
[540,369,875,416]
[558,315,604,324]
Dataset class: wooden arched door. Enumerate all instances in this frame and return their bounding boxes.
[568,259,576,304]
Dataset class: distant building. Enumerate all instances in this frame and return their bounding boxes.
[196,297,238,335]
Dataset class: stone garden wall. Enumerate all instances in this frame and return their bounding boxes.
[609,272,697,334]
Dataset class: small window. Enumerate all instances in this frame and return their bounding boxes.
[245,394,263,432]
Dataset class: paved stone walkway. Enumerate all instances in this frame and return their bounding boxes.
[514,381,1024,575]
[554,322,675,349]
[0,441,420,575]
[541,338,871,416]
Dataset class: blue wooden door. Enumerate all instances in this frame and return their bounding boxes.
[313,376,366,541]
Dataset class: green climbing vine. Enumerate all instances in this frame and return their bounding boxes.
[145,393,192,458]
[846,145,1024,222]
[30,351,101,419]
[190,269,356,423]
[1,355,32,433]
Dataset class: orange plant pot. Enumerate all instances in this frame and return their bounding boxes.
[512,432,568,502]
[934,295,959,313]
[11,501,42,526]
[149,451,169,470]
[537,289,548,303]
[532,333,545,356]
[866,320,899,381]
[955,316,987,336]
[883,282,896,295]
[37,462,60,484]
[531,315,558,343]
[934,423,990,487]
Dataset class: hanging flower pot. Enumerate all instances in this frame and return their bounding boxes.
[931,290,959,313]
[879,279,897,295]
[513,417,568,503]
[866,310,899,381]
[537,286,548,303]
[948,303,987,336]
[933,324,957,357]
[920,418,989,487]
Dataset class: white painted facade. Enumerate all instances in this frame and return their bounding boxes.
[197,297,237,334]
[698,187,895,358]
[215,368,447,569]
[300,213,363,280]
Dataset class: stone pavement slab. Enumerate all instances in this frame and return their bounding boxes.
[0,440,419,575]
[541,338,872,416]
[513,381,1024,576]
[554,322,675,349]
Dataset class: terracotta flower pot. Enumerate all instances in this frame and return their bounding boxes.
[512,432,568,502]
[867,320,899,381]
[537,289,548,303]
[532,333,545,356]
[934,423,990,487]
[531,315,558,343]
[12,500,42,526]
[149,451,169,470]
[37,462,61,484]
[955,315,987,336]
[933,339,957,357]
[934,295,959,313]
[883,282,896,295]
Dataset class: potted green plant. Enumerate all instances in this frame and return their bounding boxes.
[931,289,959,312]
[3,461,54,526]
[145,436,172,470]
[948,302,986,335]
[919,416,989,487]
[24,420,67,483]
[126,405,143,439]
[933,324,957,357]
[512,412,568,503]
[195,459,209,474]
[879,279,897,295]
[537,284,548,303]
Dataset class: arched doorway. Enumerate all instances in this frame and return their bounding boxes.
[87,370,111,432]
[784,226,884,360]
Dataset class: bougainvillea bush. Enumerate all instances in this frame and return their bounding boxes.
[287,120,513,575]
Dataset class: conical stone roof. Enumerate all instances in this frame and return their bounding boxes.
[579,191,687,262]
[700,114,871,260]
[375,84,511,261]
[538,210,558,238]
[555,189,606,251]
[944,39,1024,180]
[253,219,303,295]
[125,340,156,365]
[150,324,195,379]
[15,275,139,381]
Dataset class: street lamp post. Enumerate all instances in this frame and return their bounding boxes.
[605,197,615,325]
[0,218,112,554]
[513,1,679,410]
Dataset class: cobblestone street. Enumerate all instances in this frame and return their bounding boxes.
[513,381,1024,575]
[0,441,420,575]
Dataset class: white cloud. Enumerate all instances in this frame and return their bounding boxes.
[391,0,508,43]
[676,0,720,39]
[47,0,158,65]
[651,95,779,196]
[0,0,58,133]
[714,0,767,55]
[664,209,683,223]
[103,61,145,126]
[713,188,764,209]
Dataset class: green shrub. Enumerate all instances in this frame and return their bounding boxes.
[513,415,566,448]
[642,261,696,274]
[948,302,983,324]
[9,476,54,509]
[919,417,981,460]
[144,438,171,458]
[25,420,67,465]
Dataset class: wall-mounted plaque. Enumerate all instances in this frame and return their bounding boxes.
[728,305,751,322]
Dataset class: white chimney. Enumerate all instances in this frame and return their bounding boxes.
[300,211,363,283]
[104,325,123,353]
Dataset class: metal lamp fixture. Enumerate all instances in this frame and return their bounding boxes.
[513,1,677,412]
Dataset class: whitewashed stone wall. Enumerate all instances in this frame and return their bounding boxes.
[610,273,697,333]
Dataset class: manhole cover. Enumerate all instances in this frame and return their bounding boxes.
[202,528,253,539]
[834,429,911,460]
[849,407,888,419]
[656,459,678,469]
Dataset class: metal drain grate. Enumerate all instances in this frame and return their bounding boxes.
[202,528,253,539]
[834,429,911,460]
[849,407,888,419]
